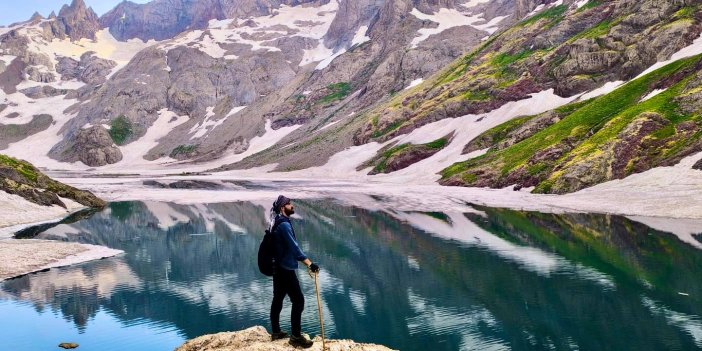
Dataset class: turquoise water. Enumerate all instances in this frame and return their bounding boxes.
[1,200,701,350]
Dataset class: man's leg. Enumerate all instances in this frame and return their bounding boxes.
[270,270,287,334]
[288,270,305,336]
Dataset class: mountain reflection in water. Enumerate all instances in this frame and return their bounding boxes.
[1,200,701,351]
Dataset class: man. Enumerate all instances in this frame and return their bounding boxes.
[269,195,320,348]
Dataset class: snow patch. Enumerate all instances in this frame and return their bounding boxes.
[405,78,424,90]
[213,120,302,168]
[2,93,86,170]
[579,81,624,100]
[160,0,340,65]
[410,8,507,48]
[637,32,702,79]
[226,106,247,117]
[106,108,189,168]
[44,29,157,76]
[351,26,370,46]
[190,106,225,140]
[575,0,590,9]
[300,40,335,67]
[526,5,546,18]
[208,18,235,30]
[640,88,666,102]
[315,48,346,70]
[0,55,16,65]
[0,191,85,236]
[462,0,492,8]
[193,33,227,58]
[319,120,340,131]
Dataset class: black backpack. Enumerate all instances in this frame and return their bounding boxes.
[257,216,287,276]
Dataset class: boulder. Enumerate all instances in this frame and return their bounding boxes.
[19,86,70,99]
[24,66,56,83]
[63,126,123,167]
[57,52,117,84]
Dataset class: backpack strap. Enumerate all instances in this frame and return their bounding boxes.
[271,215,291,235]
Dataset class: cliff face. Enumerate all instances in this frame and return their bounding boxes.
[99,0,332,42]
[56,0,101,41]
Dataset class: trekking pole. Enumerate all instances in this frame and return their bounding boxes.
[310,269,327,350]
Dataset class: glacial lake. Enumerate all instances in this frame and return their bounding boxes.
[1,199,701,350]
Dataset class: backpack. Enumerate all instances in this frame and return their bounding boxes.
[257,216,288,276]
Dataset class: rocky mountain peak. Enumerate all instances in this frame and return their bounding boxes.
[29,12,44,22]
[60,0,88,13]
[57,0,101,41]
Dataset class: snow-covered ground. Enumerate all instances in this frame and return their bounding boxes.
[409,7,508,48]
[44,167,702,250]
[159,0,341,68]
[0,191,86,237]
[0,190,122,282]
[0,239,123,282]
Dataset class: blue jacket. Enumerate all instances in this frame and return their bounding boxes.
[272,215,307,271]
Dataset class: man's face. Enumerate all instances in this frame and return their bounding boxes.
[283,202,295,216]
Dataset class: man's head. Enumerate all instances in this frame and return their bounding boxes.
[273,195,294,216]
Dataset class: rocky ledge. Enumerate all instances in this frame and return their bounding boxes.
[0,154,105,208]
[176,326,395,351]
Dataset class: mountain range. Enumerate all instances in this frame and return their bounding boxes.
[2,0,702,198]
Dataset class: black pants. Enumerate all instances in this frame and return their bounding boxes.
[270,268,304,336]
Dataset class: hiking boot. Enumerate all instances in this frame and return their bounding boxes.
[271,331,288,341]
[289,334,314,348]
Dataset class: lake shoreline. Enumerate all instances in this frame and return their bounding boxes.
[0,239,123,282]
[0,192,122,282]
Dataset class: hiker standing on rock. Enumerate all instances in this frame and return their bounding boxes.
[269,195,320,348]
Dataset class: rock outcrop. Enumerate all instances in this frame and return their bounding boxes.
[175,326,395,351]
[57,52,117,85]
[0,154,105,208]
[56,0,101,41]
[59,126,123,167]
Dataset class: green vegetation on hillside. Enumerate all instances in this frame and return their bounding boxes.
[170,144,197,158]
[0,154,105,208]
[0,154,39,183]
[109,115,133,145]
[360,134,453,174]
[440,53,702,193]
[519,4,568,28]
[320,82,352,104]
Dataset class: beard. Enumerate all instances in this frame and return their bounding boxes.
[284,207,295,216]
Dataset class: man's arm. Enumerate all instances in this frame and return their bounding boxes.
[280,222,315,269]
[280,222,309,262]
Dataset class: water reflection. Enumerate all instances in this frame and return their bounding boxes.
[1,200,701,350]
